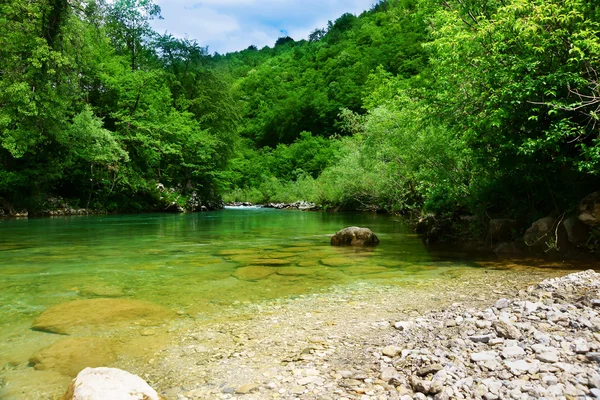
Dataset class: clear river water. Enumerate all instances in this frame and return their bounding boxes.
[0,208,591,399]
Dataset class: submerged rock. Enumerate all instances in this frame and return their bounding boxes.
[29,337,116,377]
[63,367,164,400]
[233,266,275,281]
[330,227,379,246]
[32,298,175,335]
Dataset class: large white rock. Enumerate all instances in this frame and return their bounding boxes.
[64,367,164,400]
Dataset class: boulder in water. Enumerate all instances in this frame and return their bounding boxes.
[63,367,164,400]
[233,266,275,281]
[29,337,116,377]
[32,298,175,335]
[330,227,379,246]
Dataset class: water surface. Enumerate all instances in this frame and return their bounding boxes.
[0,208,587,398]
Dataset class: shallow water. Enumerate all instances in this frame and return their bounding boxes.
[0,209,590,398]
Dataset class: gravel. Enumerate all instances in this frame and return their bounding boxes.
[125,269,600,400]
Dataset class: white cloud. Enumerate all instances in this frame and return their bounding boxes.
[150,0,377,54]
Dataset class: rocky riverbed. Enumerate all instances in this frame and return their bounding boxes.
[107,268,598,400]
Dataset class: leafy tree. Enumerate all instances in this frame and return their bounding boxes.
[106,0,162,70]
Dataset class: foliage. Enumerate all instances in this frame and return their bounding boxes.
[2,0,599,223]
[0,0,238,212]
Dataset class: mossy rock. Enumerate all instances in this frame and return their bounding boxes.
[249,258,292,266]
[402,265,439,273]
[276,267,315,277]
[32,298,175,335]
[296,260,320,268]
[233,266,275,281]
[341,266,390,276]
[218,249,259,256]
[320,257,355,267]
[280,246,314,253]
[261,251,297,259]
[227,254,262,264]
[29,337,116,377]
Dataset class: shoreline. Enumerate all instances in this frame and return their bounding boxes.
[129,267,598,400]
[2,265,598,399]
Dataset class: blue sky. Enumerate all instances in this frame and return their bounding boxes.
[151,0,378,54]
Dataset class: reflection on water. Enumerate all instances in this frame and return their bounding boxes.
[0,209,590,398]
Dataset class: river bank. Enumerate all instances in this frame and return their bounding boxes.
[125,266,598,400]
[1,259,597,399]
[0,211,598,399]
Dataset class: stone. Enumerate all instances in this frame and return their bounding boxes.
[382,345,402,357]
[493,320,522,340]
[536,352,559,363]
[579,191,600,226]
[505,360,540,375]
[533,331,551,344]
[523,302,542,314]
[587,352,600,363]
[330,227,379,246]
[380,367,398,382]
[524,217,554,244]
[524,217,569,251]
[410,376,431,394]
[471,351,498,362]
[32,298,174,335]
[29,337,116,377]
[495,298,510,309]
[233,266,275,281]
[297,376,324,386]
[63,367,164,400]
[502,346,525,359]
[235,383,259,394]
[469,335,493,343]
[394,321,415,331]
[487,219,519,242]
[291,385,306,394]
[573,339,590,354]
[494,242,522,256]
[417,364,443,377]
[563,217,590,244]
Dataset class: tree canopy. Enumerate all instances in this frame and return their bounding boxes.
[1,0,598,221]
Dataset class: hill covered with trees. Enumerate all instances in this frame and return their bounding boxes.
[1,0,599,230]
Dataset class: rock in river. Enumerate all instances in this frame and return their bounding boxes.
[29,337,116,377]
[233,266,275,281]
[32,298,175,335]
[63,367,164,400]
[330,227,379,246]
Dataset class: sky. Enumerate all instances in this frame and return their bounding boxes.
[150,0,378,54]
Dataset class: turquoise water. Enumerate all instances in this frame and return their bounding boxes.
[0,208,580,398]
[0,208,449,326]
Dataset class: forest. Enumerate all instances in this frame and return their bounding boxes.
[1,0,599,229]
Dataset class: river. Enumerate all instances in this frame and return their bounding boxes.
[0,208,588,398]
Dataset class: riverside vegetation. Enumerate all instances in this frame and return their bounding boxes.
[1,0,600,246]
